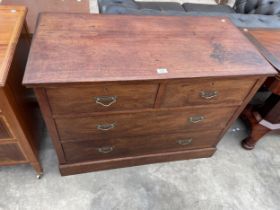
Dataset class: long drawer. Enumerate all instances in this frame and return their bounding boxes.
[46,83,159,114]
[62,130,221,163]
[55,107,235,141]
[161,78,256,108]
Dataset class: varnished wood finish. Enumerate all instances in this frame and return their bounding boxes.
[60,148,216,176]
[0,6,42,175]
[22,15,275,86]
[0,143,26,162]
[63,130,221,163]
[56,107,235,141]
[34,88,66,163]
[241,105,270,150]
[242,29,280,149]
[161,78,256,107]
[46,84,159,114]
[0,115,13,140]
[245,29,280,72]
[23,15,275,175]
[0,0,90,33]
[0,6,27,87]
[216,77,268,142]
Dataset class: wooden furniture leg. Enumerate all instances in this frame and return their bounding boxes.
[241,30,280,150]
[31,161,43,179]
[241,93,280,150]
[242,123,270,150]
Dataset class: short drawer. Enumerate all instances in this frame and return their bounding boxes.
[161,79,256,108]
[56,107,235,141]
[0,116,13,140]
[62,130,221,163]
[0,143,26,162]
[46,84,159,114]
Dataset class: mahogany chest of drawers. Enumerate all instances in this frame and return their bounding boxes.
[0,6,42,177]
[23,14,276,175]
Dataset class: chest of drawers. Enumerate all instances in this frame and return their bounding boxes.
[23,14,276,175]
[0,6,42,177]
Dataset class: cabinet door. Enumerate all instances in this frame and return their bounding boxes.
[0,143,26,162]
[0,116,13,140]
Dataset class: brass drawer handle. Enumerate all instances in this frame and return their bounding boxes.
[200,91,218,100]
[96,123,115,131]
[189,116,204,123]
[177,138,192,146]
[98,146,114,154]
[95,96,117,107]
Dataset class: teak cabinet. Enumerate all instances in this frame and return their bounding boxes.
[23,14,276,176]
[0,6,42,177]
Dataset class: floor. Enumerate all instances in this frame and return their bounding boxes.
[0,119,280,210]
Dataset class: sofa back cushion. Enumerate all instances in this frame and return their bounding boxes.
[98,0,138,13]
[234,0,280,15]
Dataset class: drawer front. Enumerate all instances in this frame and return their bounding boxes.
[46,84,159,114]
[56,107,235,141]
[0,116,13,140]
[161,79,256,108]
[0,143,26,162]
[62,130,221,163]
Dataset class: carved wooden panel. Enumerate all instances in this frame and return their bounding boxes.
[0,0,90,33]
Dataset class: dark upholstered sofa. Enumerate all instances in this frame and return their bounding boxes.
[98,0,280,28]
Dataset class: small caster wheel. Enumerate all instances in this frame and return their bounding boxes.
[36,173,43,179]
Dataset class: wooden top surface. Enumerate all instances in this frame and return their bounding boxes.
[247,29,280,73]
[0,5,26,87]
[23,14,276,86]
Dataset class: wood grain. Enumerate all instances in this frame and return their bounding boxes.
[161,78,257,108]
[216,78,268,143]
[55,106,236,141]
[246,29,280,72]
[0,6,42,175]
[23,14,276,86]
[0,5,26,86]
[46,83,159,114]
[0,115,13,140]
[0,143,26,162]
[23,15,274,175]
[60,148,216,175]
[240,29,280,149]
[34,88,66,163]
[62,130,221,163]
